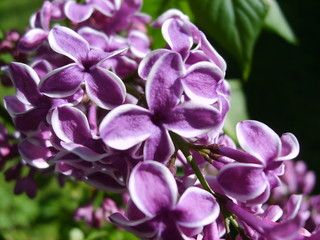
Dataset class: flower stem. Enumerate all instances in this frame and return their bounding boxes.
[170,132,214,193]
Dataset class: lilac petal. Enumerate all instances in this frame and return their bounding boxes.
[263,205,283,222]
[185,50,210,68]
[181,62,223,104]
[8,62,42,105]
[125,199,147,221]
[143,126,174,163]
[278,133,299,161]
[14,108,48,133]
[85,172,126,192]
[31,60,52,79]
[60,142,109,161]
[200,33,227,72]
[146,51,184,113]
[236,120,281,164]
[39,63,84,98]
[85,66,126,109]
[151,9,189,28]
[48,26,89,62]
[179,225,202,239]
[138,49,170,80]
[217,163,268,202]
[18,28,48,52]
[246,184,271,205]
[165,102,222,138]
[51,106,91,143]
[19,139,51,168]
[128,30,150,58]
[175,187,219,228]
[50,88,84,107]
[109,56,138,78]
[90,0,114,16]
[39,1,52,30]
[3,95,28,116]
[266,217,302,240]
[109,213,157,238]
[99,104,154,150]
[160,220,187,240]
[162,18,192,59]
[129,161,178,217]
[283,194,303,221]
[134,12,152,24]
[64,1,94,23]
[87,48,115,66]
[202,222,220,240]
[78,27,109,50]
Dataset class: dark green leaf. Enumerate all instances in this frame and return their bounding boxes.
[188,0,269,79]
[264,0,298,45]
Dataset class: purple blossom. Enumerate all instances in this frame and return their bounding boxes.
[3,62,82,134]
[216,120,300,204]
[100,51,223,163]
[110,161,219,240]
[39,26,126,109]
[51,105,109,161]
[18,1,53,52]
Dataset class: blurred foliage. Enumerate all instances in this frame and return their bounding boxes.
[0,174,139,240]
[0,0,44,32]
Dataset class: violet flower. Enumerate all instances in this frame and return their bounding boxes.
[39,26,126,110]
[51,105,109,161]
[4,62,83,134]
[217,120,299,204]
[100,51,223,163]
[110,161,219,240]
[18,1,54,52]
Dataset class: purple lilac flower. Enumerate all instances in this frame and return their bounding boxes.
[100,50,223,163]
[216,120,299,205]
[51,105,109,161]
[18,1,53,52]
[77,26,149,77]
[110,161,219,240]
[3,62,83,134]
[39,26,126,109]
[151,9,227,73]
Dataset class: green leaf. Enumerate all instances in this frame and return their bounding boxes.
[264,0,298,45]
[223,79,249,142]
[188,0,270,79]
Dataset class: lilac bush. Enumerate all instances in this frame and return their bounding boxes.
[0,0,319,239]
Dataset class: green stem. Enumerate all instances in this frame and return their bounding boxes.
[170,132,213,194]
[170,132,250,239]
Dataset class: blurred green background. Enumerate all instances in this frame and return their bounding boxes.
[1,0,320,239]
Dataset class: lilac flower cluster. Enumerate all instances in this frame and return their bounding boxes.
[1,1,320,239]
